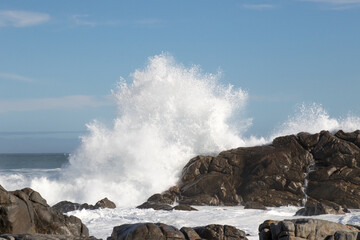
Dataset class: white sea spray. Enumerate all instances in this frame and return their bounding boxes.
[2,54,360,207]
[30,54,250,206]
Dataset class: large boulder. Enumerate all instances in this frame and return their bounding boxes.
[259,218,360,240]
[139,130,360,208]
[107,223,248,240]
[0,185,88,237]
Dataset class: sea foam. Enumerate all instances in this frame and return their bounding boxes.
[26,54,360,206]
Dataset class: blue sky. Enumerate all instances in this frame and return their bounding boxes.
[1,0,360,152]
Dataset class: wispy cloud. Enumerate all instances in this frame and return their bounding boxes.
[0,130,86,136]
[0,95,113,113]
[0,73,34,83]
[242,4,275,10]
[0,10,50,27]
[135,18,161,25]
[304,0,360,3]
[70,14,161,27]
[71,15,97,27]
[300,0,360,9]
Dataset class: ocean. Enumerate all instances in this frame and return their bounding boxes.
[1,54,360,239]
[0,153,69,169]
[0,153,359,239]
[0,154,360,239]
[0,153,68,194]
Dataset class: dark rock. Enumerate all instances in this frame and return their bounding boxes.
[107,223,248,240]
[53,198,116,214]
[136,202,173,211]
[172,204,198,211]
[295,200,347,216]
[107,223,180,240]
[244,201,267,210]
[297,132,320,149]
[146,194,174,205]
[194,224,247,240]
[178,134,313,207]
[157,223,185,239]
[0,185,88,237]
[307,131,360,208]
[335,130,360,148]
[141,130,360,209]
[94,198,116,209]
[180,172,242,206]
[259,218,360,240]
[52,201,86,213]
[180,227,201,240]
[136,186,181,210]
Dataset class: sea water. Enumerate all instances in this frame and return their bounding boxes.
[0,154,359,239]
[0,153,67,191]
[1,54,360,239]
[71,206,360,239]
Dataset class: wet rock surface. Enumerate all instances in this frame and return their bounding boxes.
[0,185,89,237]
[172,204,198,211]
[259,218,360,240]
[136,202,173,211]
[107,222,248,240]
[295,200,348,216]
[53,198,116,214]
[140,130,360,209]
[136,202,198,211]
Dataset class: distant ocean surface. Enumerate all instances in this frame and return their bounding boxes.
[0,153,69,169]
[0,153,69,193]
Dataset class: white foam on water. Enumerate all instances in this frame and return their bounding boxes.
[69,206,360,240]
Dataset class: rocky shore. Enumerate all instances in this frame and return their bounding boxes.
[139,130,360,211]
[1,130,360,239]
